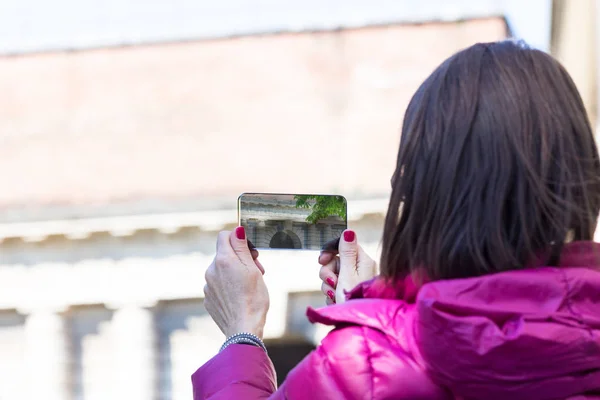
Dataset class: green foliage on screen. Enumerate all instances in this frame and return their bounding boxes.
[293,195,347,224]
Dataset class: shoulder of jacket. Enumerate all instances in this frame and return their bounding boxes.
[321,324,444,399]
[283,323,447,400]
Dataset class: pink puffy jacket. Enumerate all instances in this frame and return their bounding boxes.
[193,241,600,399]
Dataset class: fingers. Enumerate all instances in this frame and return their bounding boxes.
[319,260,338,286]
[203,283,212,311]
[320,258,338,305]
[254,257,266,275]
[214,229,265,276]
[229,227,255,264]
[219,228,254,257]
[248,248,266,275]
[321,237,340,253]
[319,251,336,266]
[319,237,340,265]
[338,229,358,274]
[216,231,233,255]
[321,281,336,303]
[227,227,267,275]
[204,257,216,284]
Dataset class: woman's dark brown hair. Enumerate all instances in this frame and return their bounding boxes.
[380,40,600,281]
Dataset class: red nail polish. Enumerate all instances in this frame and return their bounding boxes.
[235,226,246,240]
[343,230,355,242]
[327,290,335,300]
[326,278,335,288]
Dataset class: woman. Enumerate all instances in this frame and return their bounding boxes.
[195,41,600,399]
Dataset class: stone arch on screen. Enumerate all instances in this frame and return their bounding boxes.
[268,230,302,249]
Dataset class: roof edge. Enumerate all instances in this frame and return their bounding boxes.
[0,15,507,58]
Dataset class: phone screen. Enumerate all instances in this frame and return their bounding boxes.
[238,193,348,250]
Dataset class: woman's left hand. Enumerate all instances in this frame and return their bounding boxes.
[318,230,378,305]
[203,227,269,339]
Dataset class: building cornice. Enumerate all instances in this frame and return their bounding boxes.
[0,198,389,242]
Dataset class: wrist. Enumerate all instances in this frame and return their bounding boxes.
[225,321,265,340]
[220,332,267,353]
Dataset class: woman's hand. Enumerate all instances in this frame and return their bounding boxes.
[318,230,378,305]
[203,227,269,339]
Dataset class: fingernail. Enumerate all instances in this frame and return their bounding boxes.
[327,290,335,300]
[326,277,336,288]
[235,226,246,240]
[343,230,355,242]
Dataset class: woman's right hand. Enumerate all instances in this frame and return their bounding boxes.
[318,230,378,305]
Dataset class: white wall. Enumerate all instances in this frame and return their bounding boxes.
[0,212,385,400]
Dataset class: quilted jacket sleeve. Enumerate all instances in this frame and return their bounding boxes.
[192,325,445,399]
[191,344,279,400]
[191,327,372,400]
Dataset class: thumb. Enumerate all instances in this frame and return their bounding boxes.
[338,229,358,280]
[230,227,256,266]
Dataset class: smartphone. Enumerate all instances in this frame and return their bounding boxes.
[238,193,348,251]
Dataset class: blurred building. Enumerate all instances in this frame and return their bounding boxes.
[550,0,599,133]
[0,1,509,399]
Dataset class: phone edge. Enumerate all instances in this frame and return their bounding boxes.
[237,192,348,251]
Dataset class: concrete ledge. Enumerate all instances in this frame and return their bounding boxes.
[0,198,389,242]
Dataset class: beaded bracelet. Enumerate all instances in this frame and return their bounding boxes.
[220,332,268,353]
[220,332,267,353]
[221,337,258,350]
